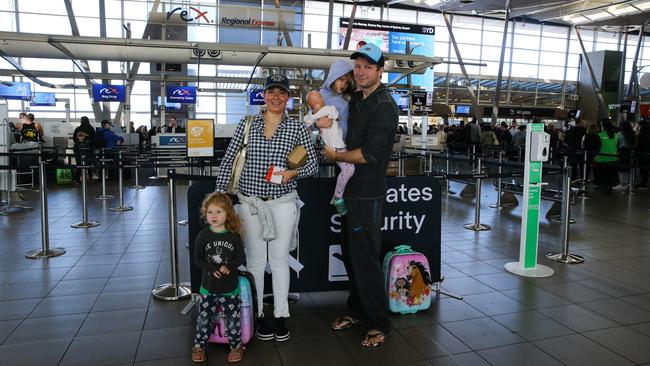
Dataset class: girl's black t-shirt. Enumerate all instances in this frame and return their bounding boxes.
[193,228,244,294]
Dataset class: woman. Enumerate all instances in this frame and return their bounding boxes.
[581,123,600,184]
[72,116,96,183]
[594,120,618,193]
[214,74,318,343]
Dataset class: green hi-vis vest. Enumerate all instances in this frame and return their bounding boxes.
[595,131,618,163]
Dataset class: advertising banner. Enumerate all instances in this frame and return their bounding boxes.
[186,119,214,157]
[93,84,125,102]
[0,82,31,101]
[339,18,435,90]
[30,92,56,106]
[167,86,196,104]
[218,5,295,29]
[187,177,442,293]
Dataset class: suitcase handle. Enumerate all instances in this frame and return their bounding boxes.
[393,245,413,253]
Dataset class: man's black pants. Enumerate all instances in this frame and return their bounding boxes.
[340,197,390,333]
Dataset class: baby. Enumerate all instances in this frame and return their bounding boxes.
[304,92,354,215]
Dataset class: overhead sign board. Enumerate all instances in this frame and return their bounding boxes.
[249,89,265,105]
[30,92,56,106]
[0,82,31,101]
[167,86,197,104]
[93,84,125,102]
[187,119,214,157]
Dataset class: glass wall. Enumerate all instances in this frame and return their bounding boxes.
[0,0,648,124]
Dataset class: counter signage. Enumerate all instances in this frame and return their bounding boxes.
[249,88,265,105]
[411,91,432,112]
[0,82,31,101]
[159,135,186,146]
[482,106,556,118]
[186,119,214,157]
[167,86,196,104]
[93,84,125,102]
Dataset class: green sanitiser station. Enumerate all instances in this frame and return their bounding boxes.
[505,122,554,278]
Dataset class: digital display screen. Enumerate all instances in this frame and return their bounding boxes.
[158,96,182,110]
[390,92,410,111]
[455,105,470,115]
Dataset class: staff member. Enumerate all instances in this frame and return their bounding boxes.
[324,43,398,348]
[214,74,318,343]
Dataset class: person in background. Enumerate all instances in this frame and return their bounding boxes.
[468,117,481,145]
[512,125,527,149]
[496,122,513,148]
[635,119,650,190]
[129,121,135,133]
[509,119,518,137]
[435,124,447,146]
[613,121,636,191]
[19,113,43,143]
[594,120,618,193]
[97,120,124,149]
[581,123,600,183]
[165,116,185,133]
[480,124,498,146]
[72,116,96,183]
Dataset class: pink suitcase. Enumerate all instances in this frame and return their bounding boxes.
[209,272,257,345]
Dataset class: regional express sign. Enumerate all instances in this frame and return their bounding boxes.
[160,5,294,29]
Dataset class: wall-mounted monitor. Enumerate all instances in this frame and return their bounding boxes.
[157,96,182,110]
[390,92,410,111]
[455,105,470,115]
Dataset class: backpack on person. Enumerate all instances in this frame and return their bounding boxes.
[383,245,433,314]
[209,271,257,345]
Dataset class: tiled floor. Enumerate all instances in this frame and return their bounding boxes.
[1,178,650,366]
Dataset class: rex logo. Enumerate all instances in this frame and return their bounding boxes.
[166,7,213,23]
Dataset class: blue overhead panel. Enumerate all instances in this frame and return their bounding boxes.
[0,82,31,100]
[93,84,125,102]
[30,92,56,106]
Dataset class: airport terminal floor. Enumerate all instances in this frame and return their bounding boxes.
[1,177,649,366]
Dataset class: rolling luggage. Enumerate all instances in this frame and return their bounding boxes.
[383,245,433,314]
[209,271,257,345]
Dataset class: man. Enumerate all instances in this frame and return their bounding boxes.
[18,113,43,143]
[97,120,124,149]
[165,116,185,133]
[323,43,398,348]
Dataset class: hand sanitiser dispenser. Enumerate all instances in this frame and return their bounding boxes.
[530,131,550,162]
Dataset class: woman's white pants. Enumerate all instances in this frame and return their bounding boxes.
[237,200,296,318]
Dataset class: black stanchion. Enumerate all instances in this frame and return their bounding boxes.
[25,159,65,259]
[546,166,584,264]
[464,158,491,231]
[71,157,100,228]
[152,169,191,301]
[95,150,114,200]
[549,157,575,224]
[110,151,133,212]
[131,158,146,190]
[576,150,591,198]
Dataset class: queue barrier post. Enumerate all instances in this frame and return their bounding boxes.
[549,157,575,224]
[490,150,505,209]
[397,151,405,177]
[546,166,584,264]
[445,148,456,195]
[629,151,637,195]
[152,169,192,301]
[132,158,145,190]
[576,150,590,198]
[110,150,133,212]
[71,156,100,228]
[26,158,66,258]
[464,157,491,231]
[95,150,114,200]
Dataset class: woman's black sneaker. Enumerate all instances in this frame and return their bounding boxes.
[256,316,275,341]
[274,317,290,342]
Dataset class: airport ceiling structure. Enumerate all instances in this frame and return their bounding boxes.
[367,0,650,29]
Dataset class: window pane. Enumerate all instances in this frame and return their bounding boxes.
[515,22,541,36]
[511,63,538,78]
[483,31,507,47]
[19,14,70,35]
[512,49,539,64]
[0,11,15,31]
[387,8,413,23]
[458,44,481,60]
[540,37,566,51]
[538,66,565,81]
[565,67,578,81]
[540,51,566,67]
[482,46,510,62]
[303,31,327,48]
[454,29,482,45]
[541,24,567,39]
[513,34,540,50]
[454,15,482,30]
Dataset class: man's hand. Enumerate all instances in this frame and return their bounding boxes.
[274,170,299,184]
[323,145,337,161]
[218,265,230,275]
[316,117,333,129]
[212,270,221,279]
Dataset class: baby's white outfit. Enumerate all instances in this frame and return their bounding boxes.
[304,105,346,149]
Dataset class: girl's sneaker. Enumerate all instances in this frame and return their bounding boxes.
[331,197,347,216]
[255,316,275,341]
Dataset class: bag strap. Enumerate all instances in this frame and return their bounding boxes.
[393,245,413,253]
[241,115,254,150]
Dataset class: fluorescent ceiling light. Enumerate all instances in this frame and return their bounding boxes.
[608,5,636,15]
[424,0,441,5]
[635,1,650,10]
[567,15,589,24]
[584,11,612,20]
[413,0,422,3]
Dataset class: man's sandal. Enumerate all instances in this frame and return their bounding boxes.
[227,346,245,363]
[361,330,389,348]
[192,346,207,363]
[331,315,362,331]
